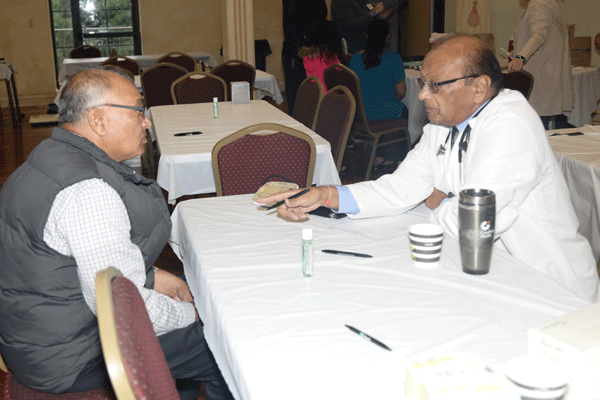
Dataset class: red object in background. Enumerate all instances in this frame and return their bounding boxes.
[508,36,514,63]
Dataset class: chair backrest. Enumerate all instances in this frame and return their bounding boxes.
[157,52,197,72]
[343,53,353,67]
[502,70,534,100]
[211,60,256,101]
[212,123,316,196]
[141,62,188,108]
[323,63,368,127]
[292,75,323,129]
[171,72,228,104]
[99,64,136,80]
[96,267,180,400]
[313,85,356,173]
[70,45,102,58]
[100,56,141,76]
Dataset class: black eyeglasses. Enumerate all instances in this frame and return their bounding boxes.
[417,75,479,94]
[87,103,147,117]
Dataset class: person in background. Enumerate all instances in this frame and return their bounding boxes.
[331,0,391,55]
[0,69,233,400]
[350,18,408,167]
[297,20,345,92]
[282,0,328,114]
[259,35,600,303]
[508,0,573,129]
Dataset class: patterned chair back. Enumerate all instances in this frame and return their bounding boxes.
[211,60,256,101]
[292,75,323,130]
[171,72,227,104]
[157,52,196,73]
[141,63,188,108]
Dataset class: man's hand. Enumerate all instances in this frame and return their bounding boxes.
[425,188,448,210]
[256,186,337,221]
[153,268,194,303]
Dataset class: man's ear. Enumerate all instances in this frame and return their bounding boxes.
[473,74,492,103]
[87,108,107,137]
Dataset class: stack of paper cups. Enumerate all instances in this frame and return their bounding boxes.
[408,223,444,269]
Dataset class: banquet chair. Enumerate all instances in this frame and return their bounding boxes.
[100,56,141,77]
[70,45,102,59]
[211,60,256,101]
[313,85,356,173]
[212,123,316,196]
[0,348,116,399]
[95,267,180,400]
[99,64,135,80]
[323,63,410,180]
[140,62,188,108]
[171,72,227,104]
[157,52,196,73]
[291,75,323,129]
[502,70,534,100]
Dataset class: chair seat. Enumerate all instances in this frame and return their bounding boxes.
[352,118,408,135]
[4,372,116,400]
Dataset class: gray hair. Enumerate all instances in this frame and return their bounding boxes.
[58,69,114,124]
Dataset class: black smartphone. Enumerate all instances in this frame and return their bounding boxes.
[309,206,347,219]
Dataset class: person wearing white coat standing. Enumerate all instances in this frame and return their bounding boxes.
[259,36,600,303]
[508,0,574,129]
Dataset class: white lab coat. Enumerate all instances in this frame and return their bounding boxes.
[347,89,599,302]
[513,0,574,116]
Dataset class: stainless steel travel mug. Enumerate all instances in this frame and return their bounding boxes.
[459,188,495,275]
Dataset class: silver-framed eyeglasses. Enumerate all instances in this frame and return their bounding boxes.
[417,75,479,94]
[87,103,147,117]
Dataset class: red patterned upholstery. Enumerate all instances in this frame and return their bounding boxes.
[323,63,411,180]
[292,75,323,130]
[70,45,102,59]
[141,63,188,108]
[212,123,316,196]
[171,72,228,104]
[100,56,141,76]
[157,52,197,73]
[313,85,356,172]
[211,60,256,101]
[2,371,115,400]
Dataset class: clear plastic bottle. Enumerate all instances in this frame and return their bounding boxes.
[213,97,219,118]
[302,228,313,277]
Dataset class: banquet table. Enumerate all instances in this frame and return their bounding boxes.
[402,68,428,144]
[151,100,341,204]
[170,195,590,400]
[0,62,22,128]
[57,51,218,83]
[564,67,600,128]
[547,125,600,262]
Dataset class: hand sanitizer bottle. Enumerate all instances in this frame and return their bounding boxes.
[302,228,313,277]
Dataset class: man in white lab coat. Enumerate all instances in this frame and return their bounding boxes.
[259,35,600,302]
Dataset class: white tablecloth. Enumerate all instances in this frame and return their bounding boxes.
[564,67,600,128]
[402,69,428,144]
[547,125,600,262]
[254,69,284,104]
[57,52,218,82]
[170,195,590,400]
[152,100,341,203]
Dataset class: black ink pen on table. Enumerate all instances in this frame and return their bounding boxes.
[345,325,392,351]
[266,189,310,210]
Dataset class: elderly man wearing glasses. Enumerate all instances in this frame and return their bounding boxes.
[0,69,233,400]
[259,35,600,303]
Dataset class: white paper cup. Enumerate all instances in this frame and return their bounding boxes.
[503,356,568,399]
[408,224,444,269]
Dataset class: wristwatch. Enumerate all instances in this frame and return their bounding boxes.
[515,55,527,64]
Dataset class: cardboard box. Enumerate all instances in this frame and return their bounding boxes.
[570,36,591,67]
[528,302,600,387]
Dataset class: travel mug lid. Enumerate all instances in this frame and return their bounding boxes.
[459,188,495,206]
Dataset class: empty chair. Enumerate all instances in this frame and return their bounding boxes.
[70,45,102,58]
[292,75,323,129]
[100,56,141,76]
[96,267,180,400]
[99,64,136,80]
[212,123,316,196]
[323,63,410,180]
[157,52,197,72]
[211,60,256,101]
[313,85,356,173]
[171,72,227,104]
[0,347,115,399]
[141,62,188,108]
[502,70,534,100]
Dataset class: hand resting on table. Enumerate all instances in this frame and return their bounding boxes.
[256,186,339,221]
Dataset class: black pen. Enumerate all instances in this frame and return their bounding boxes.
[322,249,373,258]
[345,325,392,351]
[174,131,202,136]
[266,188,310,210]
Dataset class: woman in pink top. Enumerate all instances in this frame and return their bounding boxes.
[298,21,344,93]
